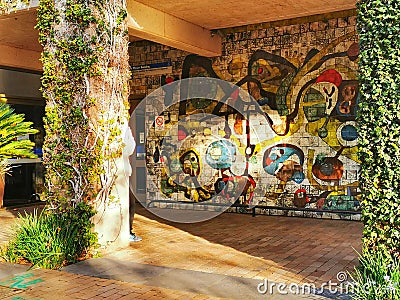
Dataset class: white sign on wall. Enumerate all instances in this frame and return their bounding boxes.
[155,115,165,130]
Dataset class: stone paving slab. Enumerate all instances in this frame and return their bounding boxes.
[0,263,30,280]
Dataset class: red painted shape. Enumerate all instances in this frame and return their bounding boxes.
[178,130,187,141]
[230,88,239,101]
[315,69,342,87]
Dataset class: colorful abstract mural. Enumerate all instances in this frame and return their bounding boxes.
[132,15,360,218]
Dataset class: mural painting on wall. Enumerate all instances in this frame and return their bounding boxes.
[145,26,360,214]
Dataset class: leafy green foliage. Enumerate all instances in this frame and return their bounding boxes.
[36,0,100,205]
[36,0,130,207]
[357,0,400,258]
[0,102,38,178]
[1,202,98,269]
[350,251,400,300]
[0,102,38,160]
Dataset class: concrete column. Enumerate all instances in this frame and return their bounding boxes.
[92,155,130,251]
[92,124,133,251]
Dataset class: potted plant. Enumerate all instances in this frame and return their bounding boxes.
[0,102,38,207]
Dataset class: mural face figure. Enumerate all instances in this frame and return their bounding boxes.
[293,188,309,208]
[337,83,358,116]
[180,150,200,177]
[312,154,344,182]
[275,160,303,183]
[251,59,281,82]
[263,144,305,184]
[315,69,342,112]
[303,69,342,138]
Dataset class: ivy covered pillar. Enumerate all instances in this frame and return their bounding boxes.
[357,0,400,258]
[37,0,131,249]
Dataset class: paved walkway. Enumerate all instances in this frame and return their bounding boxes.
[116,206,362,285]
[0,204,363,299]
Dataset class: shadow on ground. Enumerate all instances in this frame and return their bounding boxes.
[131,203,362,285]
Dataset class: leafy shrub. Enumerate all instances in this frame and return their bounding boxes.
[1,202,98,269]
[357,0,400,257]
[351,251,400,300]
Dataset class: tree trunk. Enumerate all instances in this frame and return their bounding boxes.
[37,0,131,249]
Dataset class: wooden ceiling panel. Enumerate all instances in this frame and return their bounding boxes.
[134,0,356,29]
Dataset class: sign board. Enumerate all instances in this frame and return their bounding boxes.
[155,116,165,130]
[131,62,172,76]
[139,132,145,143]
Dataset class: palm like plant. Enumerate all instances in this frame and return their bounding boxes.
[0,102,38,206]
[0,102,38,160]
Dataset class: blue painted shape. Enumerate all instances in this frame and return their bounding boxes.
[263,144,305,183]
[206,140,236,169]
[263,145,304,175]
[341,124,357,141]
[291,171,305,184]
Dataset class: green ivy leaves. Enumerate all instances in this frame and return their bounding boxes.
[357,0,400,258]
[37,0,129,207]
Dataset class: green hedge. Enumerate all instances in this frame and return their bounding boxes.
[357,0,400,258]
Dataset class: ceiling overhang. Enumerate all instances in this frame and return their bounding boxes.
[133,0,356,30]
[0,0,357,70]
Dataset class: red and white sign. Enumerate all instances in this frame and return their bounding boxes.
[155,116,165,130]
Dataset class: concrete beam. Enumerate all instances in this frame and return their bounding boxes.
[0,44,42,72]
[126,1,221,57]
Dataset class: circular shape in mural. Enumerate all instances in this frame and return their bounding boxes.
[337,121,358,147]
[205,140,236,169]
[341,125,357,141]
